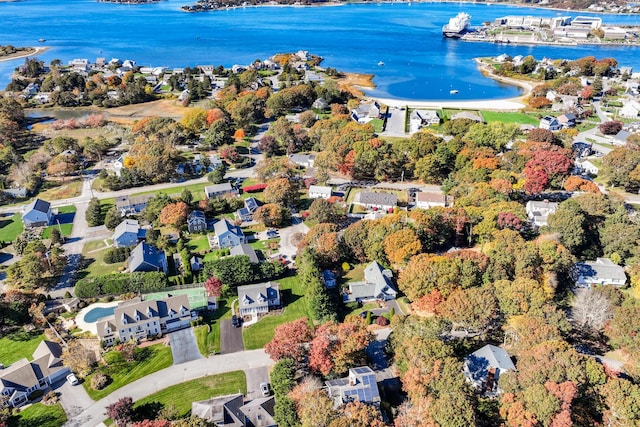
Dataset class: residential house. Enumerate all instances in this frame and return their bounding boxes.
[353,191,397,211]
[409,110,441,133]
[0,341,70,408]
[603,26,627,39]
[313,97,329,110]
[96,295,194,345]
[326,366,381,408]
[192,393,276,427]
[572,258,627,288]
[214,219,245,249]
[2,187,27,199]
[350,101,381,124]
[308,185,333,199]
[235,197,262,222]
[557,112,577,128]
[204,182,238,200]
[190,256,204,272]
[229,243,259,264]
[620,100,640,119]
[463,344,516,395]
[539,116,561,131]
[128,242,168,274]
[322,270,337,288]
[415,192,453,209]
[208,154,223,171]
[612,130,633,146]
[525,200,558,227]
[187,210,207,233]
[112,219,145,248]
[289,153,316,168]
[576,160,599,175]
[22,199,52,228]
[237,282,281,316]
[114,194,154,216]
[344,261,397,303]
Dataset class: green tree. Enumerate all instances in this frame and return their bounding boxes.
[274,395,301,427]
[104,206,123,230]
[270,358,297,397]
[207,165,226,184]
[50,227,63,246]
[86,197,103,227]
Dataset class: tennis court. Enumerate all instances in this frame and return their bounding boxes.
[143,287,208,309]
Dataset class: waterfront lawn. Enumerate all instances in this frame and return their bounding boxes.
[194,299,231,356]
[242,275,310,350]
[480,111,539,125]
[8,402,67,427]
[132,371,247,420]
[0,331,44,365]
[84,344,173,400]
[369,118,384,133]
[80,240,122,278]
[0,212,24,242]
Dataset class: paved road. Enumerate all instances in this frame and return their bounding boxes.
[220,319,244,354]
[168,328,202,365]
[64,349,274,427]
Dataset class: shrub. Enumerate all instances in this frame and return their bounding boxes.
[376,315,389,326]
[242,183,268,193]
[91,372,110,390]
[42,390,59,405]
[104,247,130,264]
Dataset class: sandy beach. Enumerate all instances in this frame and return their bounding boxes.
[0,46,49,63]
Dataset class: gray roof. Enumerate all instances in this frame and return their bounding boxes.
[114,194,153,210]
[239,396,277,427]
[0,340,67,393]
[128,242,165,272]
[452,111,483,122]
[467,345,515,373]
[326,366,380,407]
[192,393,244,425]
[230,243,259,264]
[574,258,627,284]
[205,182,233,195]
[113,219,139,239]
[188,210,206,221]
[238,282,280,310]
[347,261,397,301]
[214,219,244,238]
[354,191,398,208]
[614,130,632,142]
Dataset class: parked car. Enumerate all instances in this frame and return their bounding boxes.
[232,315,241,328]
[66,373,79,386]
[260,382,270,397]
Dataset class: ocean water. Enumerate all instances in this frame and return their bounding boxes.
[1,0,640,100]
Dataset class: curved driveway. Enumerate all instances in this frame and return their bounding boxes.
[64,349,274,427]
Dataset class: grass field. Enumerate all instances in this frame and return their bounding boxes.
[84,344,173,400]
[0,212,24,242]
[243,275,310,350]
[0,331,44,365]
[194,299,231,356]
[132,371,247,420]
[131,182,209,202]
[187,234,211,253]
[38,179,83,201]
[480,111,539,125]
[8,402,67,427]
[143,287,208,310]
[41,223,73,238]
[80,240,122,278]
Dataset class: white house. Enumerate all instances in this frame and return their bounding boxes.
[572,258,627,288]
[96,295,194,345]
[619,101,640,119]
[415,192,453,209]
[289,153,315,168]
[464,345,516,395]
[204,183,238,199]
[409,110,440,133]
[525,200,558,227]
[213,219,245,249]
[237,282,281,316]
[344,261,397,303]
[22,199,52,228]
[539,116,561,131]
[575,160,599,175]
[308,185,333,199]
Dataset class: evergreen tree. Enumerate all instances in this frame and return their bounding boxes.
[104,206,123,231]
[50,227,62,246]
[85,197,103,227]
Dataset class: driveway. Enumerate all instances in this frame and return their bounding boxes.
[168,328,202,365]
[220,319,244,354]
[278,219,309,259]
[244,366,270,400]
[56,377,94,422]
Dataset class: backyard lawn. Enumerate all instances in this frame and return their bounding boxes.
[8,402,67,427]
[480,111,539,125]
[0,331,44,365]
[194,299,231,356]
[84,344,173,400]
[131,182,209,202]
[80,240,122,278]
[41,223,73,238]
[131,371,247,420]
[41,204,77,238]
[187,233,211,253]
[242,275,310,350]
[0,212,24,242]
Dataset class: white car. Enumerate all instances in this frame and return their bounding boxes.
[260,382,270,397]
[66,373,79,386]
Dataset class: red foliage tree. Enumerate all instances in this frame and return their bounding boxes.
[412,289,444,315]
[105,396,134,427]
[598,120,623,135]
[242,183,268,193]
[131,421,171,427]
[523,167,550,194]
[205,276,223,297]
[497,211,523,231]
[264,318,313,363]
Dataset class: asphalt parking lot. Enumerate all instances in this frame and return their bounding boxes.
[220,319,244,354]
[168,328,202,365]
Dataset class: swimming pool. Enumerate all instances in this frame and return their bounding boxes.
[83,306,116,323]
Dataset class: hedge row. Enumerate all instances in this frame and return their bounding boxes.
[74,272,168,298]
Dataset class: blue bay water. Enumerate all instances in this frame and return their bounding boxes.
[1,0,640,100]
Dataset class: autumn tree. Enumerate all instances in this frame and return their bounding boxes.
[309,318,372,377]
[572,288,612,334]
[63,340,97,377]
[264,318,313,364]
[264,177,300,207]
[105,396,135,427]
[383,228,422,266]
[159,201,189,227]
[253,203,291,228]
[329,401,386,427]
[598,120,623,135]
[307,198,340,224]
[439,286,497,334]
[204,276,223,297]
[604,305,640,352]
[180,108,207,133]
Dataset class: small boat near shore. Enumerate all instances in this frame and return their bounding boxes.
[450,89,459,94]
[378,61,384,66]
[37,38,46,43]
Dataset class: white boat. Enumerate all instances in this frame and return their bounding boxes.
[37,38,46,43]
[442,13,472,38]
[378,61,385,66]
[450,89,459,94]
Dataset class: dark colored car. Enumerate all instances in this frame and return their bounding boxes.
[232,315,241,328]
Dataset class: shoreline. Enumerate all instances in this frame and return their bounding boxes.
[0,47,50,63]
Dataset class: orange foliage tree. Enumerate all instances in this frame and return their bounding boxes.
[159,202,189,227]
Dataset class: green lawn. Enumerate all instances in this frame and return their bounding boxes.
[187,233,211,253]
[194,299,232,356]
[480,111,539,125]
[8,403,67,427]
[131,182,209,202]
[41,223,73,238]
[132,371,247,420]
[56,205,77,214]
[84,344,173,400]
[0,212,24,242]
[370,118,384,133]
[0,331,44,365]
[80,240,122,278]
[243,275,310,350]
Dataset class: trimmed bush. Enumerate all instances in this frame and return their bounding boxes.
[104,247,130,264]
[74,272,168,298]
[242,183,268,193]
[91,372,110,390]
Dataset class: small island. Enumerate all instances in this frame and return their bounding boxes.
[0,45,39,61]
